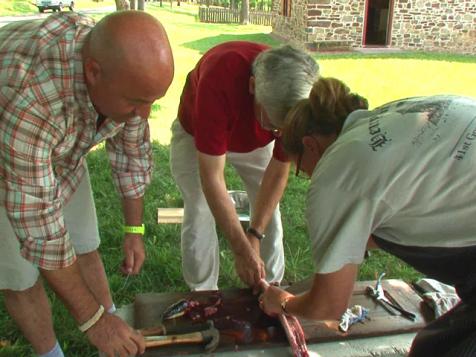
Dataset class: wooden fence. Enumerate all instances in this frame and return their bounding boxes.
[198,7,274,26]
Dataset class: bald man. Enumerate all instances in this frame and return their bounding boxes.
[0,11,173,357]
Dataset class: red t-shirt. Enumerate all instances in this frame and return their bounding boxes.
[177,41,286,161]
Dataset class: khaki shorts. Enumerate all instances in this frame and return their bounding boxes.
[0,166,100,291]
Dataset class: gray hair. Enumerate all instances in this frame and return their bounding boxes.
[252,45,319,128]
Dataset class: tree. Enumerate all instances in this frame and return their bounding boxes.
[240,0,249,24]
[115,0,129,10]
[138,0,145,9]
[129,0,136,9]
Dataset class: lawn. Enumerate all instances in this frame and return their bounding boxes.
[0,0,117,15]
[1,3,476,356]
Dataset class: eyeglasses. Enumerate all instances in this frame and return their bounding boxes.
[295,151,303,177]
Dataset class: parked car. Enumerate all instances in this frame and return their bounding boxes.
[36,0,75,13]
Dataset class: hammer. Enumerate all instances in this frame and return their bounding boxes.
[139,321,212,337]
[143,320,220,353]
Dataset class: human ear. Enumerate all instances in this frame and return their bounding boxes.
[84,57,102,86]
[249,76,256,95]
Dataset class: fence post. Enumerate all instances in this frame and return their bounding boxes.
[197,7,273,25]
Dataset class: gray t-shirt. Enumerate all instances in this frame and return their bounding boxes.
[307,95,476,274]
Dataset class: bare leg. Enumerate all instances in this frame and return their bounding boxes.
[76,250,113,311]
[3,278,56,355]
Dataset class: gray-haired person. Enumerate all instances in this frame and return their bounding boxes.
[170,41,318,291]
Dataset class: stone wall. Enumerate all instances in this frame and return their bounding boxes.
[272,0,476,54]
[305,0,366,47]
[273,0,366,48]
[391,0,476,54]
[272,0,309,45]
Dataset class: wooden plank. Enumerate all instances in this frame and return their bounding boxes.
[288,278,434,343]
[157,208,184,224]
[157,207,249,224]
[133,279,433,356]
[135,289,286,356]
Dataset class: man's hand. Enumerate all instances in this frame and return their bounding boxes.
[246,234,264,294]
[121,234,146,275]
[86,313,145,357]
[234,247,266,287]
[42,263,145,356]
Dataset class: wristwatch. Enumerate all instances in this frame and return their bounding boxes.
[246,227,265,240]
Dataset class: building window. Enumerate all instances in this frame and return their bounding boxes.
[282,0,291,17]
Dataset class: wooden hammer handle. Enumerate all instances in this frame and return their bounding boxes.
[139,325,166,337]
[145,332,203,348]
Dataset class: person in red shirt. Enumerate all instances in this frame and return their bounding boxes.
[170,41,318,290]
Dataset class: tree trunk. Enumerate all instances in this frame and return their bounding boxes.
[115,0,129,10]
[138,0,145,9]
[240,0,249,24]
[129,0,136,9]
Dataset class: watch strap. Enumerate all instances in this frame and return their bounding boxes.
[246,227,265,240]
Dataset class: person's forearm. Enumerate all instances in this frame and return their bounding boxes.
[250,159,290,233]
[201,175,252,255]
[285,291,345,321]
[288,266,358,320]
[122,197,143,226]
[198,152,253,256]
[41,262,100,324]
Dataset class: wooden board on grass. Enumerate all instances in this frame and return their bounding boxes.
[157,208,184,223]
[133,279,433,356]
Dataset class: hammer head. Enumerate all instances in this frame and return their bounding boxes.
[200,321,220,352]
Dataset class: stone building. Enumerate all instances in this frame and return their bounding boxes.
[272,0,476,55]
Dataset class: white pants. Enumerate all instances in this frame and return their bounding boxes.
[0,165,100,291]
[170,119,285,290]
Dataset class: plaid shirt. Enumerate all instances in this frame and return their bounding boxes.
[0,13,152,270]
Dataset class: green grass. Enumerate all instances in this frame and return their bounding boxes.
[1,3,476,356]
[0,0,37,15]
[0,0,117,15]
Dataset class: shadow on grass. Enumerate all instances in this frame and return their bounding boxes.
[148,2,198,17]
[182,33,282,54]
[314,50,476,63]
[180,32,476,63]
